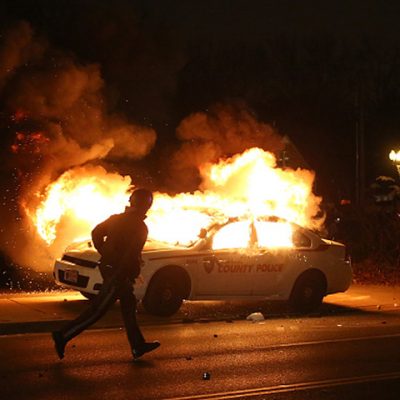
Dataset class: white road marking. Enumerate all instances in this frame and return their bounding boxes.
[164,371,400,400]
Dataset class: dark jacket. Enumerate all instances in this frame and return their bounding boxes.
[91,209,148,281]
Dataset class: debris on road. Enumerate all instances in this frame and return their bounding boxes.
[246,312,265,322]
[202,372,211,380]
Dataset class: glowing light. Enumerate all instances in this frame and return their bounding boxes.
[212,221,252,250]
[255,220,293,248]
[30,166,131,244]
[389,150,400,163]
[27,147,322,250]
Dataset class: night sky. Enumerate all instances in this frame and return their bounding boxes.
[1,0,400,199]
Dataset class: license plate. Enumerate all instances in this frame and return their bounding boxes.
[64,270,79,283]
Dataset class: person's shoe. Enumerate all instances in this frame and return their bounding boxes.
[132,341,160,360]
[52,331,66,360]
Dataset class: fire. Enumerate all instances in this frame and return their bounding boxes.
[29,166,132,244]
[210,220,293,250]
[254,220,293,248]
[27,148,321,251]
[212,220,254,250]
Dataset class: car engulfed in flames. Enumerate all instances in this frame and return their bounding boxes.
[54,216,352,316]
[16,145,350,314]
[28,147,323,252]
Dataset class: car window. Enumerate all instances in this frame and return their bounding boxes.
[212,220,252,250]
[254,220,293,248]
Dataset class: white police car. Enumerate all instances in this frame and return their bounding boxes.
[54,217,352,316]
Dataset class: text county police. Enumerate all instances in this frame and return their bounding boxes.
[210,262,283,273]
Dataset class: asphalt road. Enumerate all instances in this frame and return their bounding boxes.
[2,288,400,399]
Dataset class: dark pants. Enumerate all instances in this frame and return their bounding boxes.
[59,269,145,352]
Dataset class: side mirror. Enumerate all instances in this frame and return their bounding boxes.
[199,228,207,239]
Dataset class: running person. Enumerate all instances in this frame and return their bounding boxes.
[52,188,160,360]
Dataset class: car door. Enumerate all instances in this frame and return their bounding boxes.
[251,220,291,296]
[251,249,287,296]
[251,220,314,296]
[195,220,254,296]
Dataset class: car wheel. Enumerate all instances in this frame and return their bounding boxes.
[142,267,190,317]
[79,291,96,300]
[289,270,326,313]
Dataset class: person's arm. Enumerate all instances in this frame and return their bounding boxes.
[91,219,110,255]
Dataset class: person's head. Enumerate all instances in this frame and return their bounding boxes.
[129,188,153,213]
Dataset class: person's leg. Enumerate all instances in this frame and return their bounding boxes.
[119,280,160,359]
[57,277,119,344]
[66,289,117,341]
[119,280,145,349]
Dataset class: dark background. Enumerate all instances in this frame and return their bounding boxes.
[1,0,399,196]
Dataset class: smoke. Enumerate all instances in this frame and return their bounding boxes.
[0,20,321,274]
[167,103,285,190]
[0,21,156,270]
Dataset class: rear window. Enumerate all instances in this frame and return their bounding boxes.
[292,229,312,248]
[254,221,293,248]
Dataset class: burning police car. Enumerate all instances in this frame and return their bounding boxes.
[54,217,352,316]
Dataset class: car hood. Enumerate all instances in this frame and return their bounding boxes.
[62,239,192,262]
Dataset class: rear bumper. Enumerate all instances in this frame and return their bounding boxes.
[327,259,353,294]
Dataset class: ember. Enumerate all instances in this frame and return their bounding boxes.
[11,131,50,154]
[11,109,28,122]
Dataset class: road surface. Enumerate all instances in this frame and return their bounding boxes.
[1,284,400,399]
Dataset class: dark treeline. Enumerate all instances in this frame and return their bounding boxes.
[178,35,400,199]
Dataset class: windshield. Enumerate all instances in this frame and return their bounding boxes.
[144,238,196,250]
[210,218,296,250]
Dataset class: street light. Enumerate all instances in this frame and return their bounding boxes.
[389,149,400,177]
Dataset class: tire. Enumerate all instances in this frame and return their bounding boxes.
[142,267,190,317]
[289,270,326,313]
[79,291,96,300]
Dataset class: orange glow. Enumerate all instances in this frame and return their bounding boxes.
[29,166,132,244]
[27,147,322,250]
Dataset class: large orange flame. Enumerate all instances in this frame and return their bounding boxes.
[26,148,322,251]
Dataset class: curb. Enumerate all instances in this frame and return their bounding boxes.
[0,320,70,335]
